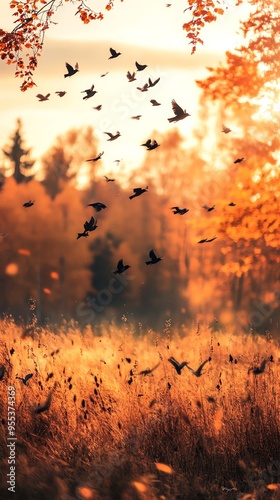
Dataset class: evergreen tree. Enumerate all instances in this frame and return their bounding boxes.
[2,119,34,184]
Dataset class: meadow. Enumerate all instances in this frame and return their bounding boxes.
[1,318,280,500]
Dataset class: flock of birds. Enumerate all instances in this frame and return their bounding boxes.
[28,47,247,278]
[0,352,270,415]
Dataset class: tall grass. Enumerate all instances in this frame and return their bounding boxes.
[1,318,280,499]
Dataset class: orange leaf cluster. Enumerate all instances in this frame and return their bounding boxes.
[183,0,229,54]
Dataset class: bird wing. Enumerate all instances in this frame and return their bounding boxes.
[171,206,179,210]
[171,99,184,116]
[168,357,180,370]
[149,249,157,260]
[36,94,45,99]
[35,393,52,414]
[104,132,113,138]
[25,373,33,382]
[197,358,210,373]
[65,62,73,72]
[135,61,140,70]
[75,62,79,70]
[117,259,124,271]
[110,47,116,56]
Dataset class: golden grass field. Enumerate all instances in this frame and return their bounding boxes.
[1,318,280,500]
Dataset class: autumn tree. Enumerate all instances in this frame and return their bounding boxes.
[2,118,35,183]
[0,0,228,91]
[192,0,280,326]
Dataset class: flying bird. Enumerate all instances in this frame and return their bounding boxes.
[86,152,104,162]
[104,131,121,141]
[139,362,160,376]
[129,186,148,199]
[127,71,136,82]
[228,202,236,206]
[145,249,162,265]
[109,47,121,59]
[23,200,34,208]
[202,204,215,212]
[88,202,107,212]
[171,206,189,215]
[222,124,232,134]
[77,231,89,240]
[137,83,149,92]
[198,238,208,244]
[141,139,160,150]
[168,357,188,375]
[148,77,160,87]
[135,61,147,71]
[16,373,33,386]
[64,62,79,78]
[84,217,98,232]
[186,357,211,377]
[250,359,267,375]
[234,157,244,164]
[104,176,115,182]
[168,99,190,123]
[93,104,102,111]
[81,84,97,100]
[100,72,109,77]
[150,99,161,106]
[35,393,52,414]
[131,115,142,120]
[113,259,131,274]
[55,91,66,97]
[36,93,50,101]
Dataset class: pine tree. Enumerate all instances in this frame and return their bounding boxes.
[3,119,34,184]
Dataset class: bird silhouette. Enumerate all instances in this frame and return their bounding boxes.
[186,358,211,377]
[88,202,107,212]
[150,99,161,106]
[129,186,148,199]
[16,373,33,386]
[135,61,147,71]
[222,124,232,133]
[77,231,89,239]
[35,393,52,414]
[113,259,131,274]
[36,93,50,101]
[148,77,160,87]
[137,83,149,92]
[141,139,160,150]
[228,202,236,206]
[55,91,66,97]
[127,71,136,82]
[23,200,34,208]
[0,365,6,381]
[93,104,102,111]
[84,217,98,232]
[104,176,115,182]
[205,236,217,242]
[81,84,97,100]
[168,99,190,123]
[250,359,267,375]
[86,152,104,162]
[109,47,121,59]
[131,115,142,120]
[139,362,160,376]
[145,249,162,265]
[104,131,121,141]
[64,62,79,78]
[168,357,188,375]
[101,72,109,77]
[234,157,244,164]
[171,206,189,215]
[202,204,215,212]
[198,238,208,244]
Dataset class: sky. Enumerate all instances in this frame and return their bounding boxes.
[0,0,253,179]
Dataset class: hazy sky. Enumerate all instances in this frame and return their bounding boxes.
[0,0,252,176]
